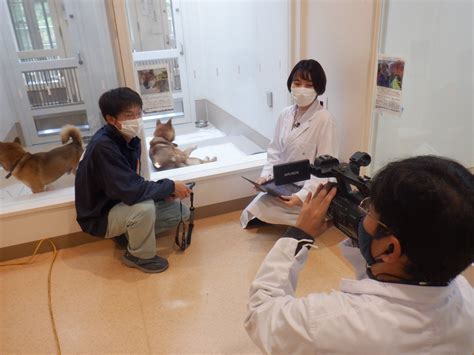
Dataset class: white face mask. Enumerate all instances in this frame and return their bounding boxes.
[119,118,143,138]
[291,87,317,107]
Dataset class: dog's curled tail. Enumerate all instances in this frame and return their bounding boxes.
[60,124,83,148]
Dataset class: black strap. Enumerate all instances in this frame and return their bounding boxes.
[175,201,185,250]
[5,156,24,179]
[175,184,195,251]
[186,191,195,246]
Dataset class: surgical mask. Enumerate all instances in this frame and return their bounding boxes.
[119,118,142,138]
[291,87,317,107]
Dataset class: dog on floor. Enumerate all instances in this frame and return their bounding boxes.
[0,125,84,193]
[149,119,217,170]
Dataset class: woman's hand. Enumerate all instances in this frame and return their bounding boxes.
[295,184,337,238]
[280,194,303,207]
[254,177,268,191]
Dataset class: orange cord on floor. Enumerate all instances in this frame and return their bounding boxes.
[0,239,61,355]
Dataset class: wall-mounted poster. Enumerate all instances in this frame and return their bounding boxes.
[375,55,405,116]
[137,64,173,113]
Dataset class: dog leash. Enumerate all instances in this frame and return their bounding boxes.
[175,182,195,251]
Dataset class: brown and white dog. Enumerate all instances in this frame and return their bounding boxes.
[0,125,84,193]
[149,119,216,170]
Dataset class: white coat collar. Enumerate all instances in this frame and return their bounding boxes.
[339,238,368,280]
[287,100,323,143]
[338,239,457,305]
[340,277,457,305]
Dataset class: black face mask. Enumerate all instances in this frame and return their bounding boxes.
[357,219,382,266]
[357,219,436,286]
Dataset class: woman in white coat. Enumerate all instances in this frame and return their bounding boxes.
[241,59,338,227]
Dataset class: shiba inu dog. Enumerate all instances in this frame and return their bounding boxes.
[149,119,217,170]
[0,125,84,193]
[141,70,157,90]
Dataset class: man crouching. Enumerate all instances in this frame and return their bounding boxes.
[75,87,190,273]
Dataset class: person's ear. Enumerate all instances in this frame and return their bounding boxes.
[105,114,119,127]
[380,236,402,263]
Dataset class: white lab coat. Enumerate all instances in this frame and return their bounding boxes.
[241,100,338,227]
[245,236,474,355]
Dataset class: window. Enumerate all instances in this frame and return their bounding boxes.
[7,0,57,52]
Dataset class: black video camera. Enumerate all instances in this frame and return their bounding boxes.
[273,152,372,241]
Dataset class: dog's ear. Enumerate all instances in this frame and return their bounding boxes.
[13,137,21,145]
[166,119,172,127]
[156,119,161,126]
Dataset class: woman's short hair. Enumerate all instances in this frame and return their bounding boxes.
[287,59,327,95]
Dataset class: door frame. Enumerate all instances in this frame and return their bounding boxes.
[108,0,194,128]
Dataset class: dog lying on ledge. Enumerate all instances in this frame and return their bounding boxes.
[149,119,216,170]
[0,125,84,193]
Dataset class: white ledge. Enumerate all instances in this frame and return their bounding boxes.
[0,154,265,218]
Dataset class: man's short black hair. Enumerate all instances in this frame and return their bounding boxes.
[287,59,327,96]
[370,156,474,285]
[98,87,143,119]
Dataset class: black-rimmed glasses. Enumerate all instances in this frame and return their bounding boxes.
[358,197,394,237]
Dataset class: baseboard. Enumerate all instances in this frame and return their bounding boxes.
[0,231,99,263]
[0,196,254,262]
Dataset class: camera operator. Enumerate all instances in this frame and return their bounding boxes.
[245,156,474,354]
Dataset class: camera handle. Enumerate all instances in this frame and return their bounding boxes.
[310,163,371,197]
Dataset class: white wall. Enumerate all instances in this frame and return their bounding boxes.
[181,0,376,160]
[67,0,119,133]
[0,2,20,141]
[302,0,376,162]
[371,0,473,171]
[181,0,290,139]
[0,66,19,141]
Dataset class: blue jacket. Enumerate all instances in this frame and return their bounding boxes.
[75,124,174,237]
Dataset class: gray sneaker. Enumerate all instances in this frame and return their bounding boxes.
[121,251,169,273]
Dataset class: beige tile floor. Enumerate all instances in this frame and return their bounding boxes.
[2,211,471,354]
[0,211,352,354]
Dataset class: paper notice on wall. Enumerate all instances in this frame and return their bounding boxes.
[137,64,173,113]
[375,55,405,116]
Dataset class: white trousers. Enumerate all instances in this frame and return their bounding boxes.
[240,193,301,228]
